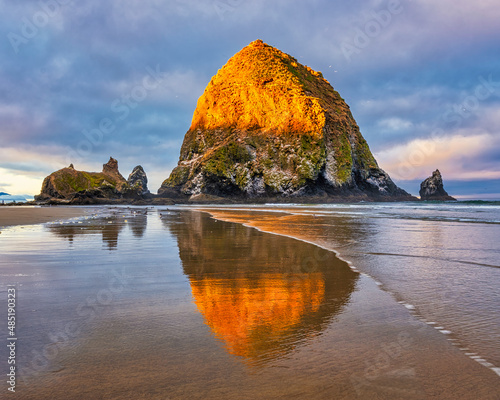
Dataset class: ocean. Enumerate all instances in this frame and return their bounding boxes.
[0,203,499,399]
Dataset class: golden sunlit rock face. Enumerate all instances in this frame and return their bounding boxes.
[190,40,327,135]
[190,274,325,359]
[159,40,413,200]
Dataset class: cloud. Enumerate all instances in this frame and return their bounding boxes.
[0,103,50,143]
[376,131,500,181]
[0,167,45,196]
[0,144,78,173]
[0,0,499,198]
[376,117,413,133]
[102,69,206,105]
[0,162,47,173]
[0,138,183,195]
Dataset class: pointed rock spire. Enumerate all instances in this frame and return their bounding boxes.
[419,169,456,200]
[127,165,150,195]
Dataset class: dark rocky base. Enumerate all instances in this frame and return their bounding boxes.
[32,196,175,206]
[14,191,466,207]
[27,180,422,206]
[418,195,457,201]
[157,175,418,204]
[26,191,419,206]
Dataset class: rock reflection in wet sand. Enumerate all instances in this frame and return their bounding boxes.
[166,211,358,364]
[9,208,499,399]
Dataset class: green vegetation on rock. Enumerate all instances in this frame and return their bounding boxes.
[158,40,413,201]
[164,165,191,187]
[204,143,251,178]
[334,134,353,184]
[36,157,137,201]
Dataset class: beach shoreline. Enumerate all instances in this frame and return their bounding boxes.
[1,206,498,398]
[199,206,500,377]
[0,206,92,229]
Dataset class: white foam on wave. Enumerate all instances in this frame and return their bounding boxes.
[477,360,494,368]
[429,324,500,375]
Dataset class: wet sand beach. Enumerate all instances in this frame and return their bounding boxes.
[0,206,499,399]
[202,205,500,369]
[0,206,90,228]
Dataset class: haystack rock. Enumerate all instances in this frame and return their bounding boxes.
[159,40,414,202]
[419,169,456,201]
[127,165,150,195]
[36,157,138,203]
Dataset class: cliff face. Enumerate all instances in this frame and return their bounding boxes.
[419,170,456,201]
[36,157,149,203]
[159,40,413,201]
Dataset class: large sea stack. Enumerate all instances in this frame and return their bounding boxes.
[159,40,414,202]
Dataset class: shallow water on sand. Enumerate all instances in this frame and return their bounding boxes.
[204,202,500,373]
[0,206,498,399]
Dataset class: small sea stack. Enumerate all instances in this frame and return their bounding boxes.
[419,169,456,201]
[36,157,151,204]
[128,165,150,195]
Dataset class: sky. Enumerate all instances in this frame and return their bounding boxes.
[1,0,499,199]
